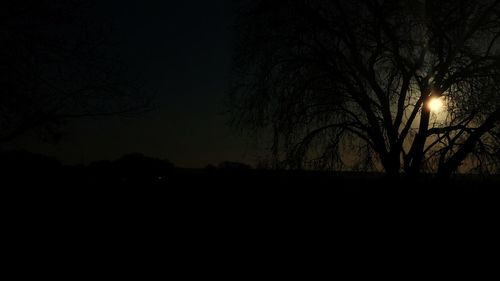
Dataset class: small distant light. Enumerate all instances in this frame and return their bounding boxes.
[158,176,163,180]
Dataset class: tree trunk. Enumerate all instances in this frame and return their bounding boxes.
[406,102,431,176]
[381,150,401,178]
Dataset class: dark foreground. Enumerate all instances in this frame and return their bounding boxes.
[2,164,498,191]
[2,160,497,244]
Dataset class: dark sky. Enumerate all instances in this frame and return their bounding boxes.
[15,0,259,168]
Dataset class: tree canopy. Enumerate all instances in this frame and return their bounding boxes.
[230,0,500,177]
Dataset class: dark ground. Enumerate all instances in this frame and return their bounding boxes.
[2,150,496,259]
[2,164,498,191]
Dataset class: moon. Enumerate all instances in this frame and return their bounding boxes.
[428,97,444,112]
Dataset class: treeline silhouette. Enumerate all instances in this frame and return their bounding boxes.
[0,149,498,191]
[0,150,174,186]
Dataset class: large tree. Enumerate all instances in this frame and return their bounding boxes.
[0,0,149,144]
[230,0,500,178]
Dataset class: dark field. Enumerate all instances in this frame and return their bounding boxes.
[2,165,498,191]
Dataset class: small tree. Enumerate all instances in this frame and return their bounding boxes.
[0,0,150,144]
[230,0,500,178]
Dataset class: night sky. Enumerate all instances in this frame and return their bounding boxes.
[14,0,257,168]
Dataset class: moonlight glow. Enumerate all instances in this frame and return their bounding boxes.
[428,97,444,112]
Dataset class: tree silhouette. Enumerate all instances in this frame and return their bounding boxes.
[0,0,150,144]
[230,0,500,178]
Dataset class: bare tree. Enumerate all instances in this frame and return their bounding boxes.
[230,0,500,178]
[0,0,150,144]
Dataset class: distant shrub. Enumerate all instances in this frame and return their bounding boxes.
[0,149,61,171]
[204,164,217,172]
[217,161,252,171]
[116,153,173,169]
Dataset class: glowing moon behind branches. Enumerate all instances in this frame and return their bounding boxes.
[428,97,444,112]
